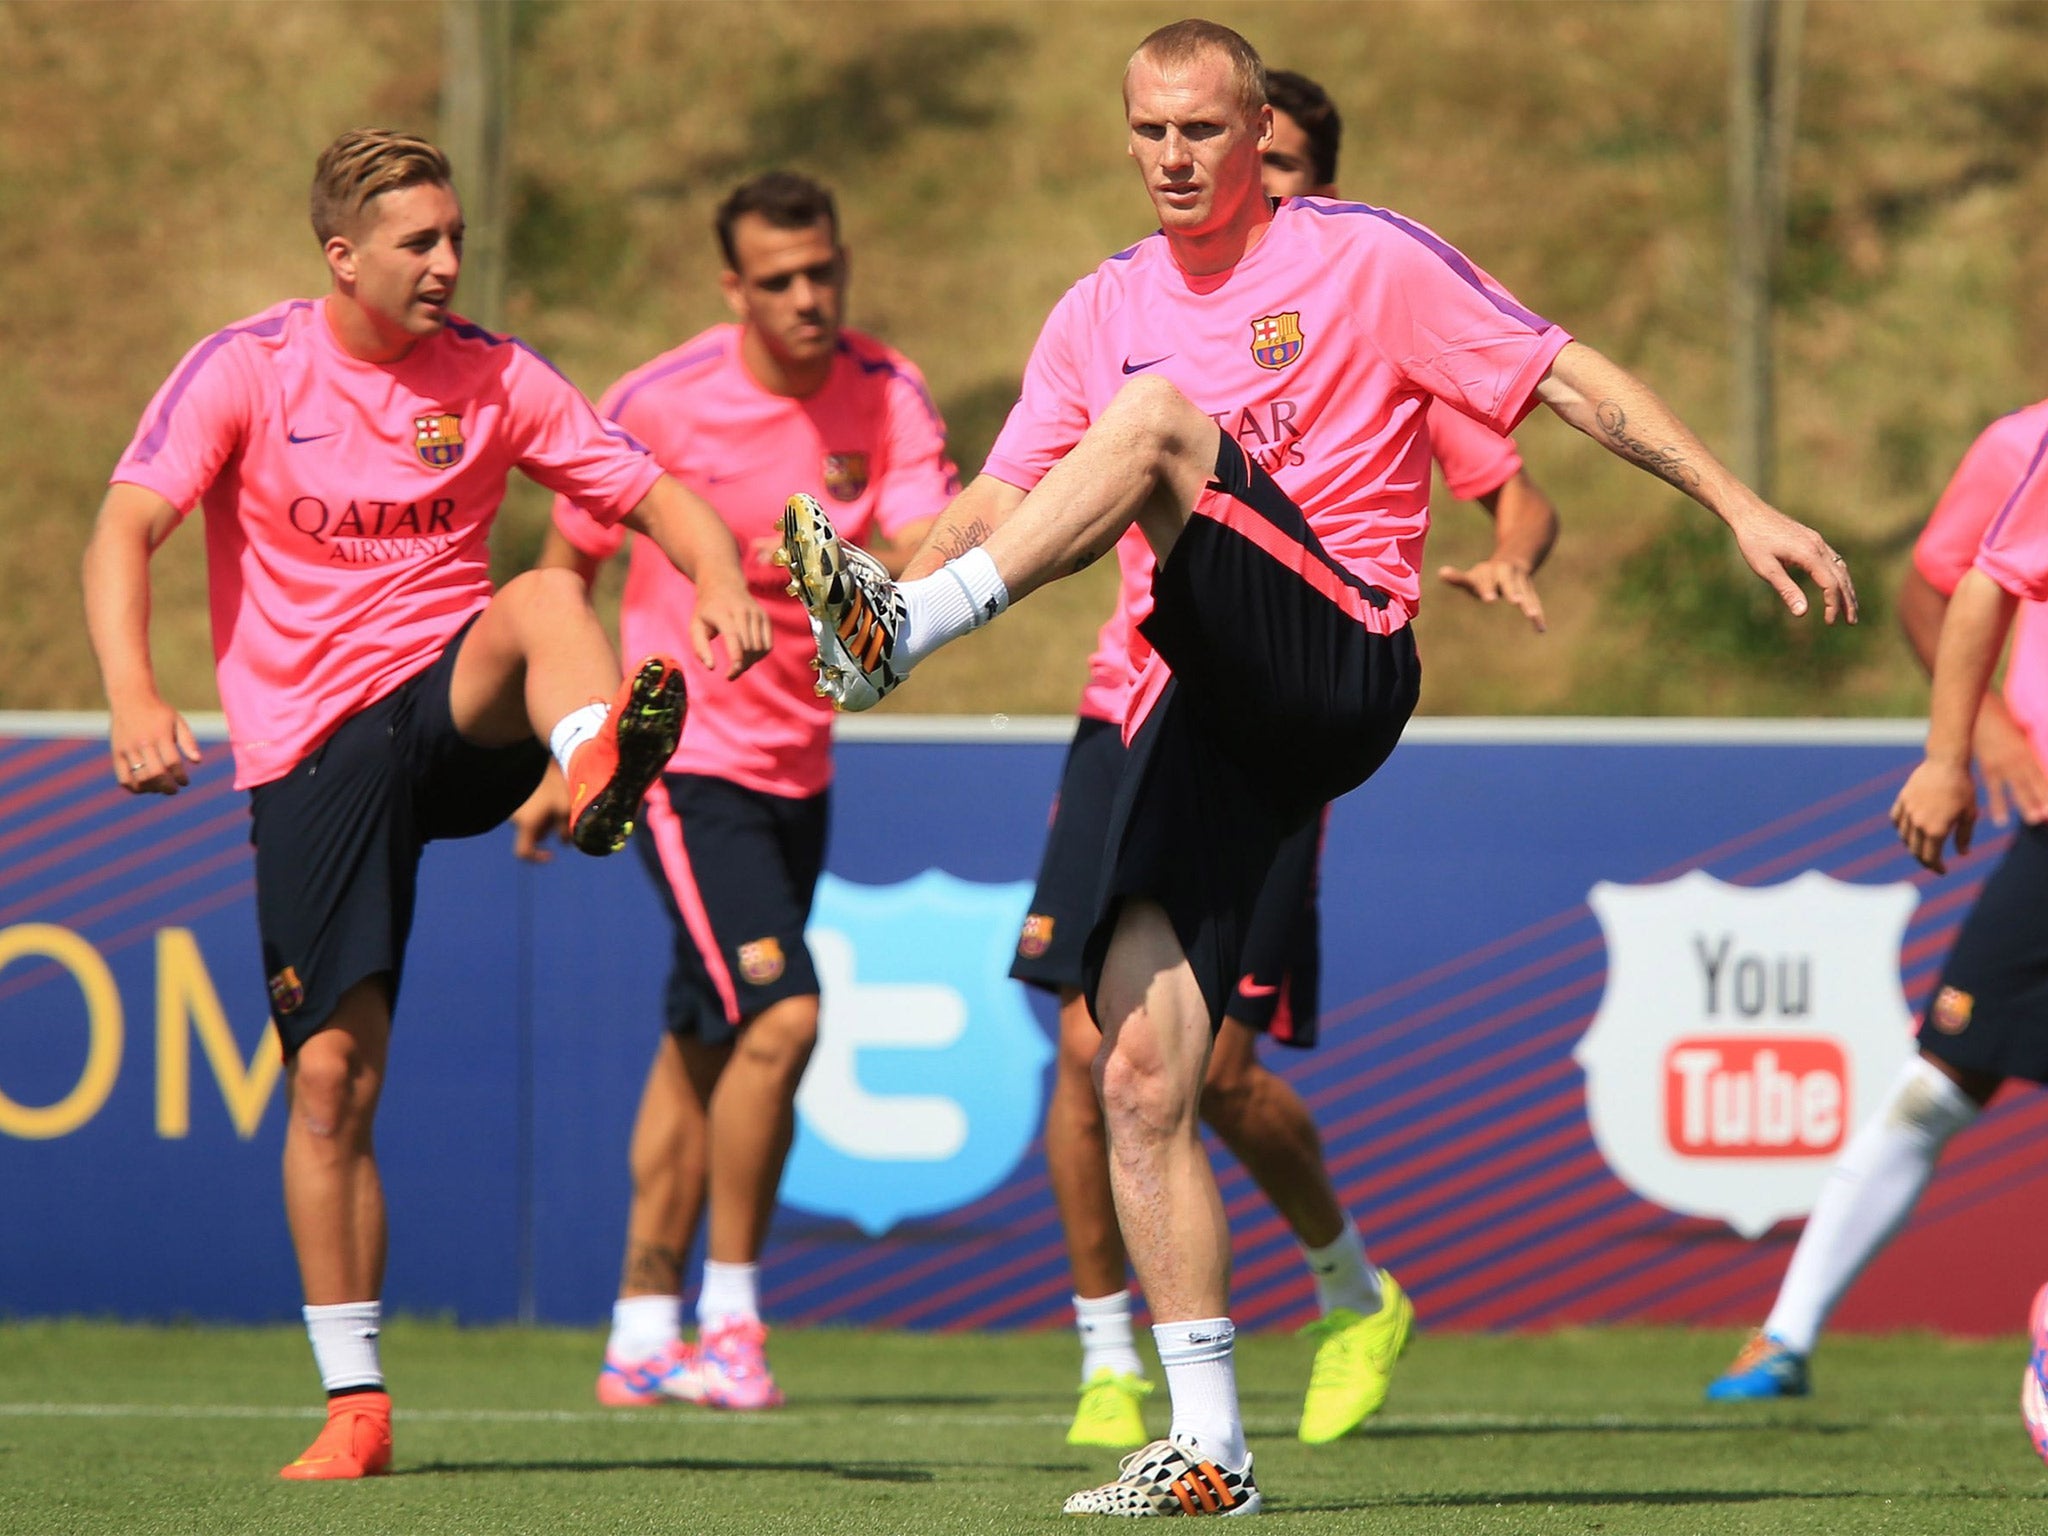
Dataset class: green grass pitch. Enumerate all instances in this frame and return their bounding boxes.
[3,1321,2042,1533]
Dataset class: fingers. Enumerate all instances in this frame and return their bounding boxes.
[1986,775,2013,830]
[1956,802,1976,858]
[1500,568,1547,633]
[511,819,553,864]
[1753,551,1810,619]
[689,614,720,674]
[1436,563,1481,599]
[2016,772,2048,825]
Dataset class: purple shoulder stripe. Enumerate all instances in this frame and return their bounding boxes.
[838,337,946,436]
[608,340,726,424]
[1292,199,1552,332]
[132,301,315,465]
[1979,420,2048,553]
[449,319,655,458]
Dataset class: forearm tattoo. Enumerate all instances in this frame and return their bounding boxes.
[623,1242,684,1294]
[1595,401,1701,491]
[934,519,992,562]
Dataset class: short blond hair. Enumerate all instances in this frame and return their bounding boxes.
[310,129,452,243]
[1126,18,1267,120]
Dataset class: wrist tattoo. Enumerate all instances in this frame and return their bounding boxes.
[1595,401,1701,490]
[935,520,992,562]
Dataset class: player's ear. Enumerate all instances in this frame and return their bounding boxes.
[323,234,357,288]
[718,266,747,321]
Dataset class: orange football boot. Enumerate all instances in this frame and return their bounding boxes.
[566,656,687,855]
[279,1390,393,1481]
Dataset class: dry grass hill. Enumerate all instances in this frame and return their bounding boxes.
[7,0,2048,719]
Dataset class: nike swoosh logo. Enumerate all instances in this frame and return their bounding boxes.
[704,471,748,485]
[1121,354,1174,374]
[287,430,336,444]
[1236,975,1280,998]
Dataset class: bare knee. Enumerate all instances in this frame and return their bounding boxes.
[499,564,591,616]
[1197,1024,1259,1130]
[290,1036,378,1142]
[736,997,819,1083]
[1099,1039,1195,1144]
[1104,375,1213,464]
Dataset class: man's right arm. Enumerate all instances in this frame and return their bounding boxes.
[82,483,201,793]
[1899,562,2048,826]
[899,475,1030,581]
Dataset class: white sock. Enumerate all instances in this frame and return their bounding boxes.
[897,547,1008,671]
[1762,1056,1978,1355]
[609,1293,680,1359]
[696,1259,761,1331]
[548,700,608,775]
[1302,1215,1384,1317]
[303,1300,383,1394]
[1074,1290,1146,1382]
[1153,1317,1247,1471]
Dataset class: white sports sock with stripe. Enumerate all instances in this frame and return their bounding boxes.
[1762,1056,1977,1355]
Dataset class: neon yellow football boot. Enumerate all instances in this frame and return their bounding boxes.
[1066,1367,1154,1448]
[1297,1270,1415,1444]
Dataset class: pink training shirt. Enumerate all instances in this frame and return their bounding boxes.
[554,325,956,797]
[987,197,1566,734]
[1074,401,1525,723]
[111,299,664,789]
[1939,400,2048,748]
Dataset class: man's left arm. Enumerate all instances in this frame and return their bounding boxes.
[1894,569,2016,873]
[1438,470,1559,632]
[625,476,771,677]
[1535,340,1856,624]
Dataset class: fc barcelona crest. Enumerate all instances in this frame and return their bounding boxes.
[268,965,305,1016]
[822,452,870,502]
[1249,312,1305,371]
[1017,912,1056,961]
[414,412,466,469]
[738,937,787,985]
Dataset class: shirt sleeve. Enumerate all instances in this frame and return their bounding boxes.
[108,332,256,514]
[1975,435,2048,601]
[1916,417,2042,597]
[549,376,636,562]
[871,356,961,538]
[1425,400,1522,501]
[506,343,665,527]
[1359,216,1571,435]
[981,285,1094,492]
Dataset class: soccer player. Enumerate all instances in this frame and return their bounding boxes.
[781,20,1853,1515]
[513,172,952,1411]
[81,129,770,1480]
[1024,65,1561,1453]
[1707,399,2048,1402]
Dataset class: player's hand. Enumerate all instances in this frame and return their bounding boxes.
[1891,758,1977,874]
[1437,559,1547,632]
[511,765,571,863]
[108,694,200,795]
[1971,711,2048,828]
[692,575,772,679]
[1726,503,1859,625]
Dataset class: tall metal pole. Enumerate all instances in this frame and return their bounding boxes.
[440,0,513,331]
[1728,0,1804,502]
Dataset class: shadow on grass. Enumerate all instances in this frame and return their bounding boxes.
[1286,1488,1874,1513]
[397,1455,936,1482]
[1361,1418,1858,1440]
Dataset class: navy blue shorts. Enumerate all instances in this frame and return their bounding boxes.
[635,773,828,1045]
[1919,822,2048,1083]
[1011,716,1325,1045]
[248,615,550,1054]
[1080,438,1418,1029]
